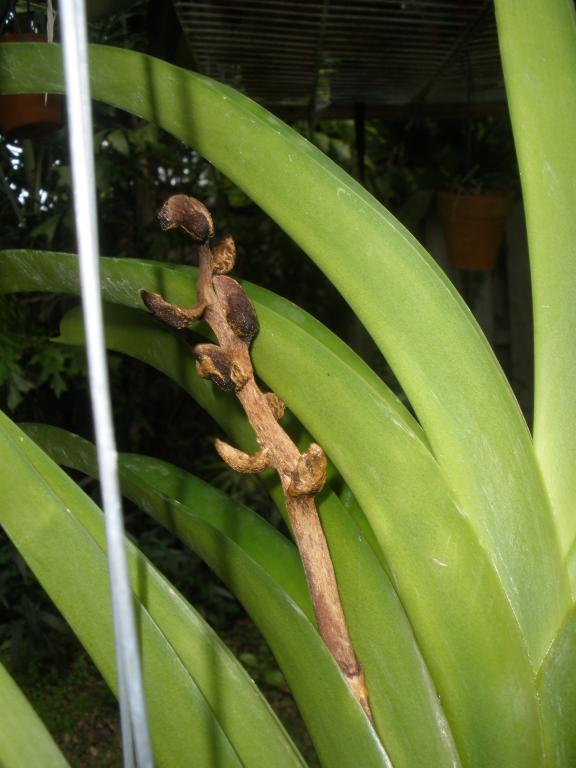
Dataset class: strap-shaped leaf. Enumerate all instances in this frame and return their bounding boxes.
[1,251,545,766]
[0,247,420,446]
[22,423,313,621]
[567,542,576,595]
[19,424,396,768]
[10,419,390,768]
[0,42,567,666]
[26,424,460,768]
[495,0,576,567]
[0,249,423,562]
[537,605,576,767]
[339,484,389,574]
[0,661,71,768]
[0,412,305,768]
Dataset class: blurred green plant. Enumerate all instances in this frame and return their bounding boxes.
[0,295,86,410]
[436,115,518,194]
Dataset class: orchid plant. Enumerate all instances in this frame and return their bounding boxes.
[0,0,575,765]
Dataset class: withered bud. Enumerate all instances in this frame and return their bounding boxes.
[287,443,327,497]
[158,195,214,242]
[213,275,259,343]
[211,235,236,275]
[214,439,271,473]
[140,289,205,329]
[265,392,286,421]
[194,343,249,392]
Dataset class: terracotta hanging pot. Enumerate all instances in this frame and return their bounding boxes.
[0,33,62,139]
[437,190,514,271]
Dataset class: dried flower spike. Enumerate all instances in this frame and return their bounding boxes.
[158,195,214,242]
[141,196,372,721]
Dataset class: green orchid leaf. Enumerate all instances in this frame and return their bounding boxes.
[494,0,576,570]
[22,422,313,620]
[0,661,71,768]
[339,484,389,574]
[316,492,461,768]
[26,423,460,768]
[0,43,567,668]
[0,248,420,547]
[0,248,420,444]
[0,412,305,768]
[16,422,391,768]
[537,605,576,767]
[566,541,576,595]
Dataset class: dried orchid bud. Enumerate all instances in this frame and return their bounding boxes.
[214,439,271,473]
[194,343,249,392]
[213,275,259,343]
[265,392,286,421]
[158,195,214,242]
[212,235,236,275]
[287,443,327,496]
[140,289,205,328]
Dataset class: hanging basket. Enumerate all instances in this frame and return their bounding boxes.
[0,33,62,139]
[437,191,514,272]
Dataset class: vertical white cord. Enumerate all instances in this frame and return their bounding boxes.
[58,3,154,766]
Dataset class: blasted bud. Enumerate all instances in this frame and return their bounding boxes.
[213,275,259,343]
[211,235,236,275]
[214,439,271,473]
[287,443,327,496]
[158,195,214,242]
[194,343,249,392]
[140,289,205,328]
[265,392,286,421]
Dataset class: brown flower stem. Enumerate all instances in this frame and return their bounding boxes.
[141,197,372,720]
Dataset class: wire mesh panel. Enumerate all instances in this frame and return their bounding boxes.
[174,0,506,114]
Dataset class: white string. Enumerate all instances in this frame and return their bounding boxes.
[57,3,154,766]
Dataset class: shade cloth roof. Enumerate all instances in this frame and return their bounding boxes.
[174,0,504,118]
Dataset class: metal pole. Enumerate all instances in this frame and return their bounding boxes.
[57,2,154,765]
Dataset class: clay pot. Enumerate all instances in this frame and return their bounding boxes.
[437,191,514,271]
[0,33,61,139]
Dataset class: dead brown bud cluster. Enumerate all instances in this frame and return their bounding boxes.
[158,194,214,242]
[214,275,259,342]
[194,343,249,392]
[140,194,371,720]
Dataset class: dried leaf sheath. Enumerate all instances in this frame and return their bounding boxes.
[141,195,372,719]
